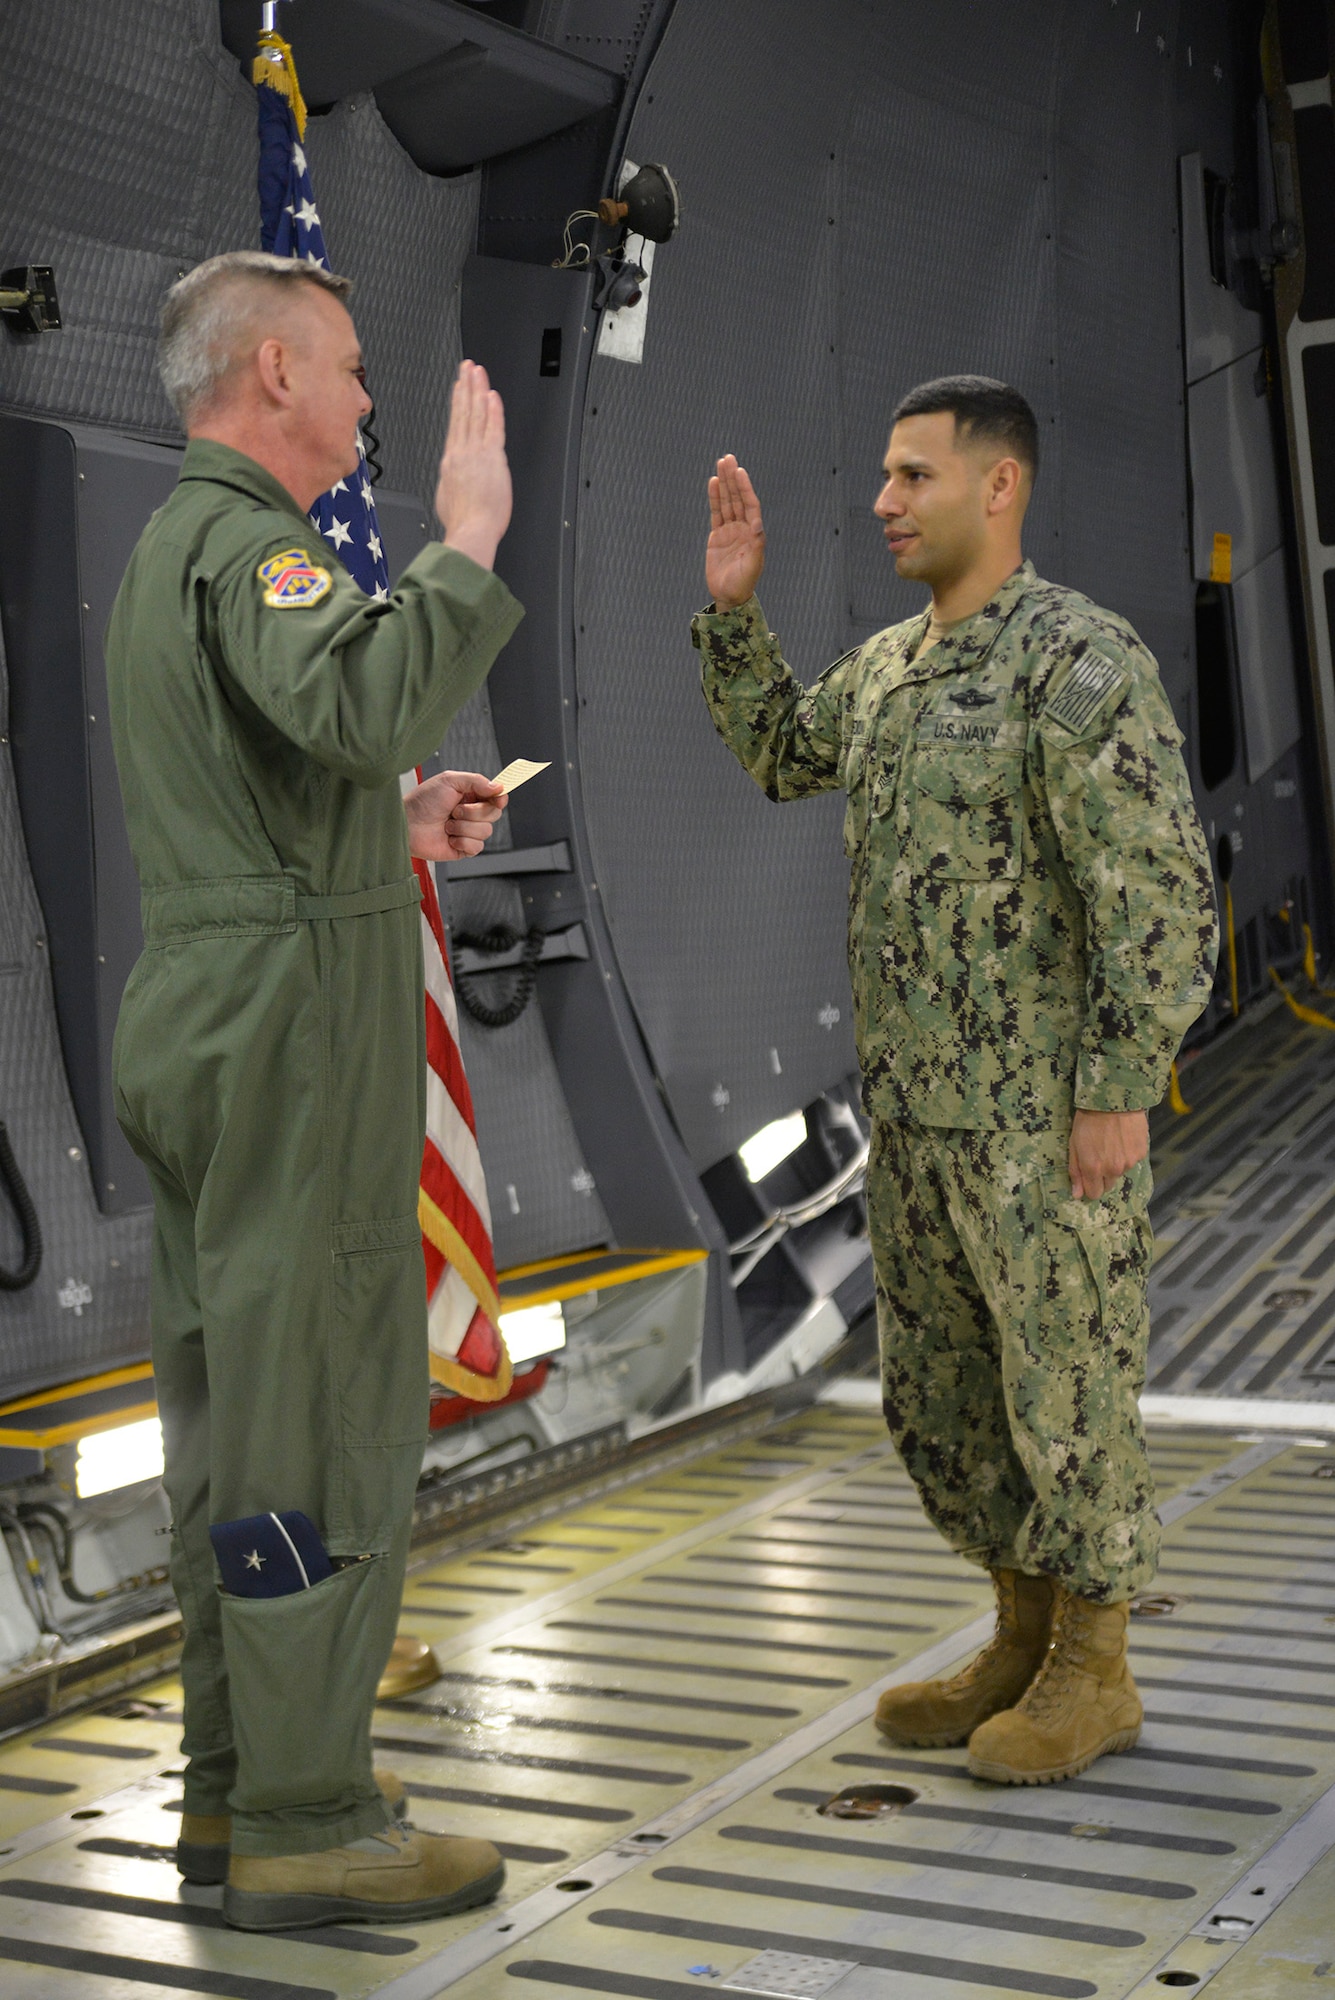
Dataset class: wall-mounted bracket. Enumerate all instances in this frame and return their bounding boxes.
[0,267,60,336]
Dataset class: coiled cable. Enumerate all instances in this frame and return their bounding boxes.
[0,1118,41,1290]
[454,924,545,1029]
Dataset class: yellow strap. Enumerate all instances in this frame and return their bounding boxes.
[1303,922,1335,998]
[253,29,307,138]
[1270,966,1335,1032]
[1168,1061,1191,1116]
[1223,881,1239,1017]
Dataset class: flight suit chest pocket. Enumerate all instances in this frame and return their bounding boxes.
[910,748,1024,879]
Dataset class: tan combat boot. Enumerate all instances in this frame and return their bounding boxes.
[874,1569,1055,1746]
[966,1587,1142,1784]
[223,1822,504,1931]
[177,1767,410,1885]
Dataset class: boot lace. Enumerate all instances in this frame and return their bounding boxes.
[941,1574,1029,1692]
[1016,1598,1096,1720]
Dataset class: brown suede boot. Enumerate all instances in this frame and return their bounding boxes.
[874,1569,1055,1747]
[177,1767,410,1885]
[176,1812,232,1886]
[967,1588,1142,1784]
[223,1823,504,1931]
[377,1634,442,1701]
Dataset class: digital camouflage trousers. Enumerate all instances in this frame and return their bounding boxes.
[869,1116,1160,1603]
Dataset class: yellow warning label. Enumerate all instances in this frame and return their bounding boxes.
[1210,532,1232,584]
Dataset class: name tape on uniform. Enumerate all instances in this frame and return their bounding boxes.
[491,758,551,794]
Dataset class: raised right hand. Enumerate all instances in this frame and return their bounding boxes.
[706,454,766,610]
[436,360,512,572]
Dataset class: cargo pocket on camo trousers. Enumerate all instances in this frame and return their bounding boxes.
[1030,1161,1158,1596]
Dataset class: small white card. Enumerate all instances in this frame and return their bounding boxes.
[491,758,551,794]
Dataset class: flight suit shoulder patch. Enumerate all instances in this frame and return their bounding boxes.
[257,546,334,610]
[1040,643,1131,737]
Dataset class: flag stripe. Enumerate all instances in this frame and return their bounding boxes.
[421,1137,498,1294]
[425,989,481,1145]
[419,1186,502,1329]
[425,1065,490,1221]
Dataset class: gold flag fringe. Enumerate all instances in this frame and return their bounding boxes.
[253,30,307,139]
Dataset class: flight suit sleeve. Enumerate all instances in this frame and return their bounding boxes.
[1034,636,1220,1111]
[212,533,524,786]
[691,594,855,799]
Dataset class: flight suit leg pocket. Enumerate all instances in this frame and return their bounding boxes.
[330,1217,430,1445]
[220,1556,389,1822]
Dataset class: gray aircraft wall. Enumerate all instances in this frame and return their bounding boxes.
[575,0,1214,1169]
[0,0,1318,1408]
[0,0,618,1398]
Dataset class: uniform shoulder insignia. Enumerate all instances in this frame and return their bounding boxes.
[257,546,333,610]
[1041,643,1130,735]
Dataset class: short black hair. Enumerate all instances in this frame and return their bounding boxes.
[890,374,1039,480]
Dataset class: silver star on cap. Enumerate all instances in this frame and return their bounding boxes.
[243,1549,265,1571]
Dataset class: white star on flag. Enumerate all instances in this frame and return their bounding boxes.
[372,582,389,602]
[326,517,352,549]
[295,196,321,229]
[367,529,383,562]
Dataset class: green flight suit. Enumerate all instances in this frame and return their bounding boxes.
[107,439,522,1855]
[694,561,1218,1601]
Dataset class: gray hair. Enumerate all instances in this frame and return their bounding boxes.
[159,251,352,425]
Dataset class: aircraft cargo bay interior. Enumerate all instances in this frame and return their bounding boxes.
[2,0,1335,1995]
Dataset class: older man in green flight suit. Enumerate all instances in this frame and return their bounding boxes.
[107,250,522,1930]
[693,376,1218,1787]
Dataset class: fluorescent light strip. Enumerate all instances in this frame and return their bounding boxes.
[500,1301,566,1366]
[822,1378,1335,1435]
[739,1111,806,1183]
[74,1416,165,1497]
[1140,1394,1335,1434]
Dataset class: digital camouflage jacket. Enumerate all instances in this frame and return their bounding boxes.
[693,560,1219,1132]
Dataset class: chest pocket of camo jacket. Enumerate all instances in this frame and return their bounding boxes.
[909,746,1024,880]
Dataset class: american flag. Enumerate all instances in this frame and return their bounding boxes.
[254,33,512,1403]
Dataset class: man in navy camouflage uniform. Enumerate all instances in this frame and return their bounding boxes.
[692,377,1218,1784]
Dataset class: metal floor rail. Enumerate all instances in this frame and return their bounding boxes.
[0,1407,1332,1997]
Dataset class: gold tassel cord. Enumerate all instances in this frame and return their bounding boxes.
[1223,881,1239,1019]
[252,30,307,138]
[1168,1062,1192,1116]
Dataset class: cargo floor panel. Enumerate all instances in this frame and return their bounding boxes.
[438,1438,1335,2000]
[2,1412,1332,1996]
[1147,1003,1335,1401]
